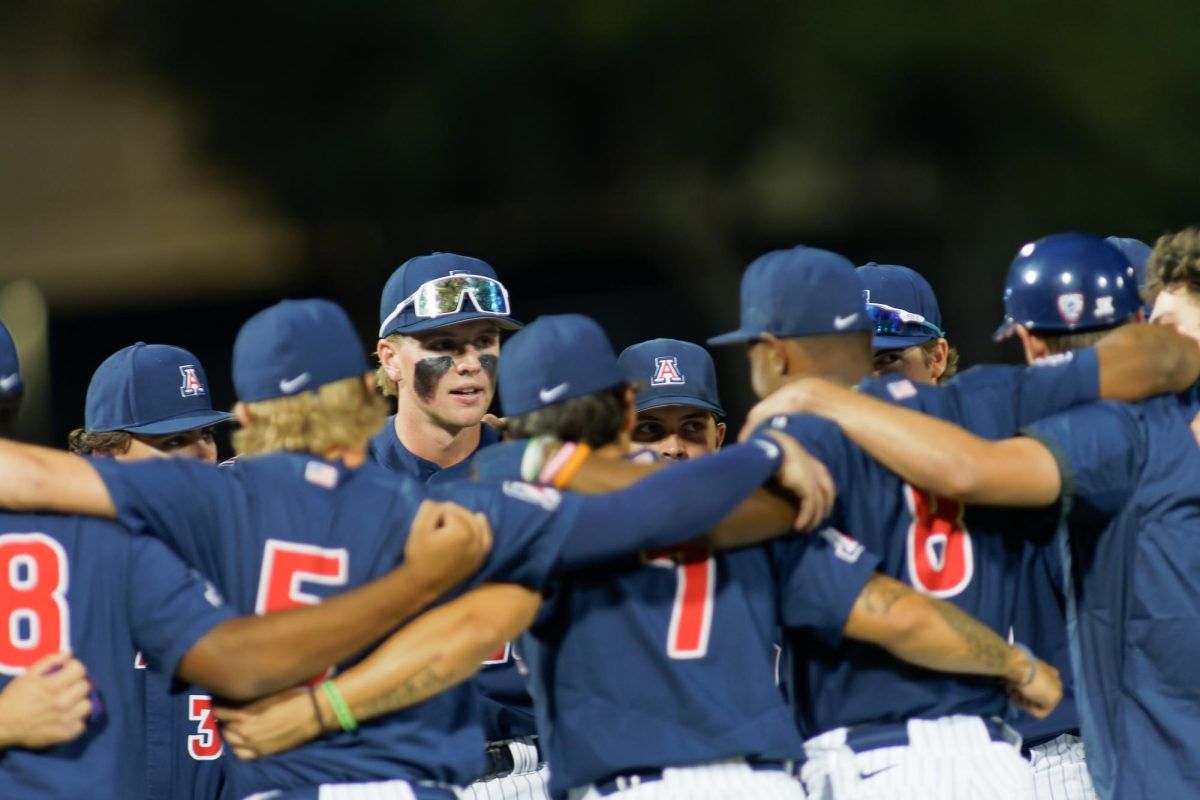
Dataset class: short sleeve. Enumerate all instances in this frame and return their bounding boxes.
[91,458,235,570]
[128,535,236,679]
[761,413,856,504]
[1022,400,1143,519]
[772,528,880,646]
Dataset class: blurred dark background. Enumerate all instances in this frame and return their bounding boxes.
[3,1,1198,449]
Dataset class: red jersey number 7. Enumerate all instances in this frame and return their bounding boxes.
[644,545,716,660]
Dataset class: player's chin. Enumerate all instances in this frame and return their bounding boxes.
[438,393,492,425]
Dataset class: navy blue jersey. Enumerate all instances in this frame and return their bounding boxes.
[1008,532,1079,744]
[0,512,234,800]
[524,524,874,797]
[370,415,501,487]
[92,454,580,798]
[775,348,1101,735]
[369,419,533,743]
[141,650,226,800]
[1025,390,1200,799]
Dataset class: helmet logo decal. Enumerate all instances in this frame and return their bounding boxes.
[1056,293,1085,325]
[1095,296,1115,319]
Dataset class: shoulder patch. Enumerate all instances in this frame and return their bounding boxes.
[818,527,865,563]
[304,460,340,489]
[886,379,918,401]
[502,481,563,511]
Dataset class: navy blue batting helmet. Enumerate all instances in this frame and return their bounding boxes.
[994,233,1141,341]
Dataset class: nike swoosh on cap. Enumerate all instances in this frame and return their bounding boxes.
[0,374,18,392]
[538,383,569,403]
[278,372,311,394]
[833,313,860,330]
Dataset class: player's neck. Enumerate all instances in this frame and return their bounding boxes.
[319,445,369,468]
[393,404,481,469]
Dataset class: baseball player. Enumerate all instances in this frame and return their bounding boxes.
[619,338,727,460]
[0,321,95,752]
[67,343,231,463]
[699,243,1197,800]
[855,245,1130,799]
[857,263,959,384]
[733,230,1200,798]
[0,299,814,798]
[66,342,234,798]
[371,252,547,798]
[991,234,1150,800]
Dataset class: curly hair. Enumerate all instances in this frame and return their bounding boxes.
[233,376,388,457]
[918,339,960,384]
[1145,227,1200,302]
[505,386,631,448]
[67,428,132,455]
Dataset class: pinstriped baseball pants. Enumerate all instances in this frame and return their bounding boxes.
[461,739,551,800]
[568,759,806,800]
[801,716,1034,800]
[1028,733,1097,800]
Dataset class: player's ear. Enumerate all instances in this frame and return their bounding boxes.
[376,337,404,383]
[760,333,788,376]
[929,339,950,379]
[1015,326,1051,362]
[713,420,727,450]
[233,402,250,428]
[361,372,375,394]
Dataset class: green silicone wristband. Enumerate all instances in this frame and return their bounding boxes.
[321,679,358,732]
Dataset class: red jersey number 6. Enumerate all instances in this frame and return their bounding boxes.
[905,486,974,599]
[0,533,70,675]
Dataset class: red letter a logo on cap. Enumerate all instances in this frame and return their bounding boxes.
[179,366,205,397]
[652,357,685,386]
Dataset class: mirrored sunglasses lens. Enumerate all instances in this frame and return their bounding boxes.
[413,276,508,317]
[866,305,905,335]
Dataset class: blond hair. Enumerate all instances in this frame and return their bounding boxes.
[234,376,388,456]
[375,333,402,398]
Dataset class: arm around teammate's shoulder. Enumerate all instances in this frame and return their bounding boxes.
[1096,322,1200,400]
[176,500,492,701]
[0,440,116,518]
[744,379,1063,507]
[216,582,541,759]
[844,574,1061,718]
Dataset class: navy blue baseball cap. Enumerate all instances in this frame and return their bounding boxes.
[707,246,872,346]
[378,253,523,338]
[84,343,232,435]
[234,299,370,403]
[0,320,20,396]
[499,314,625,417]
[858,263,946,350]
[994,233,1141,341]
[618,339,724,416]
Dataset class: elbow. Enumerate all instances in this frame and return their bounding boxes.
[459,611,512,660]
[938,453,987,503]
